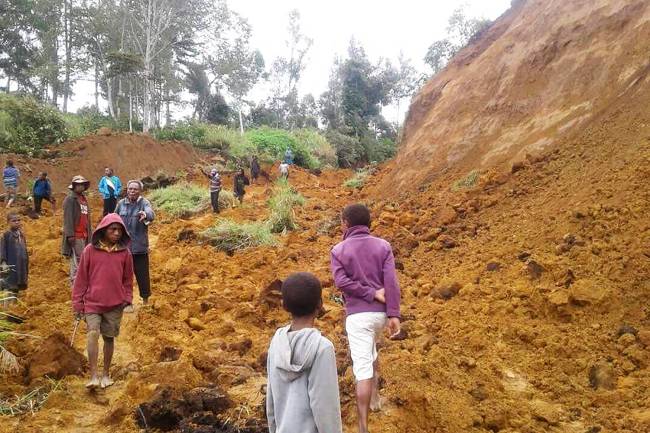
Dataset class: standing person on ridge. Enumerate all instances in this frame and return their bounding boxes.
[279,161,290,180]
[115,180,154,307]
[32,172,56,214]
[72,213,133,390]
[61,175,92,286]
[250,155,261,184]
[3,160,20,209]
[233,168,249,204]
[0,212,28,297]
[330,203,401,433]
[202,168,222,213]
[98,167,122,216]
[284,148,294,165]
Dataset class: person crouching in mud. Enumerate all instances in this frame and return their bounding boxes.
[72,213,133,389]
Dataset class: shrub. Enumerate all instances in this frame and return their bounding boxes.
[343,164,377,189]
[0,94,67,154]
[267,179,305,233]
[290,128,336,168]
[148,183,209,218]
[451,170,480,191]
[326,129,361,168]
[153,121,206,146]
[201,220,277,252]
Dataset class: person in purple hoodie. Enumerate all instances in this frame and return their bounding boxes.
[330,203,401,433]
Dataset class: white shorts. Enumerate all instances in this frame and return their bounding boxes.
[346,312,387,381]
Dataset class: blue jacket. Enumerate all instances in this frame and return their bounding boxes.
[115,196,154,254]
[33,178,52,197]
[98,175,122,199]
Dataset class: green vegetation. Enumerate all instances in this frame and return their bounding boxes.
[344,165,377,189]
[267,179,306,233]
[201,220,277,253]
[148,183,236,218]
[0,378,62,415]
[451,170,480,191]
[0,95,67,154]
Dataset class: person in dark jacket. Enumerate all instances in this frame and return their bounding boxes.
[98,167,122,216]
[233,168,250,204]
[115,180,154,305]
[72,213,133,390]
[250,156,261,184]
[33,172,56,214]
[202,168,222,213]
[0,212,28,294]
[61,175,92,285]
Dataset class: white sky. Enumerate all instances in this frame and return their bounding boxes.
[69,0,511,124]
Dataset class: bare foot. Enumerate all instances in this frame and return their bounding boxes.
[86,376,100,389]
[100,376,114,389]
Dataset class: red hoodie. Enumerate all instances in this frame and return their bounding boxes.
[72,213,134,313]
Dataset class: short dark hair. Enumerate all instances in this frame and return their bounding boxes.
[342,203,371,228]
[6,212,19,222]
[281,272,322,317]
[6,160,13,167]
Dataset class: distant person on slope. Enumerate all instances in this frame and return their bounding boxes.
[202,168,222,213]
[98,167,122,216]
[330,203,401,433]
[72,213,133,390]
[284,148,294,165]
[1,212,28,296]
[3,160,20,209]
[251,156,261,184]
[116,180,154,307]
[279,161,290,180]
[233,168,250,204]
[61,175,92,286]
[32,172,56,214]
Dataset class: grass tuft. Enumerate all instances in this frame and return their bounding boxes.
[267,179,305,233]
[201,220,277,253]
[148,183,236,218]
[451,170,480,191]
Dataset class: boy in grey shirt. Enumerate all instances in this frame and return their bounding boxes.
[266,272,343,433]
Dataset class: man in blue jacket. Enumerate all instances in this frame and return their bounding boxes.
[115,180,154,307]
[33,172,56,214]
[98,167,122,216]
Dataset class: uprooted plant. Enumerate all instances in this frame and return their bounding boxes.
[148,183,236,218]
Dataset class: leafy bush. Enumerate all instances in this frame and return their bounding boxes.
[201,220,277,252]
[153,121,206,146]
[291,129,337,168]
[343,164,377,189]
[0,94,67,154]
[148,182,209,218]
[326,129,361,168]
[148,183,237,217]
[364,136,396,163]
[267,179,305,233]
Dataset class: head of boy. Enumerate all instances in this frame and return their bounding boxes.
[341,203,371,230]
[7,213,20,230]
[6,160,13,167]
[39,172,47,180]
[103,222,124,245]
[104,167,113,177]
[281,272,322,318]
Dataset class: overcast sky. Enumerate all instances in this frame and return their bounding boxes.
[70,0,512,123]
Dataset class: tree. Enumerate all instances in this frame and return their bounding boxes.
[424,7,492,75]
[388,52,418,126]
[0,0,39,92]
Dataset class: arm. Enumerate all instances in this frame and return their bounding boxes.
[383,247,401,318]
[266,348,276,433]
[72,247,90,312]
[123,251,134,305]
[98,177,107,196]
[114,177,122,196]
[0,233,7,263]
[308,342,343,433]
[142,199,155,222]
[45,180,52,196]
[330,250,376,303]
[62,197,75,238]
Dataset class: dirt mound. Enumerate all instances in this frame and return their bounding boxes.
[26,333,86,383]
[377,0,650,192]
[6,133,201,195]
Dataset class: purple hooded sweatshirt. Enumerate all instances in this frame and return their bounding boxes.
[330,225,401,318]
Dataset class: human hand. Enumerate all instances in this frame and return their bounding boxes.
[74,311,84,321]
[374,288,386,304]
[386,317,401,339]
[138,211,146,222]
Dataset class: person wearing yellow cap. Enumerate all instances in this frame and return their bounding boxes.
[61,175,92,286]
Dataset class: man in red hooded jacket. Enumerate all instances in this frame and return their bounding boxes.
[72,213,133,389]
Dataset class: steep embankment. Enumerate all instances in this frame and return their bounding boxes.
[377,0,650,191]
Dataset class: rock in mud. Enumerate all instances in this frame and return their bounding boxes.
[437,206,457,225]
[187,317,206,331]
[432,282,462,300]
[616,324,638,338]
[160,346,183,362]
[589,362,616,390]
[517,251,531,262]
[530,399,562,425]
[438,235,458,249]
[27,332,86,383]
[259,279,283,308]
[526,260,545,279]
[568,280,608,305]
[179,412,225,433]
[486,260,501,272]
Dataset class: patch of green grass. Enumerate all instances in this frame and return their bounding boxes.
[451,170,480,191]
[267,179,306,233]
[148,183,209,218]
[201,220,277,253]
